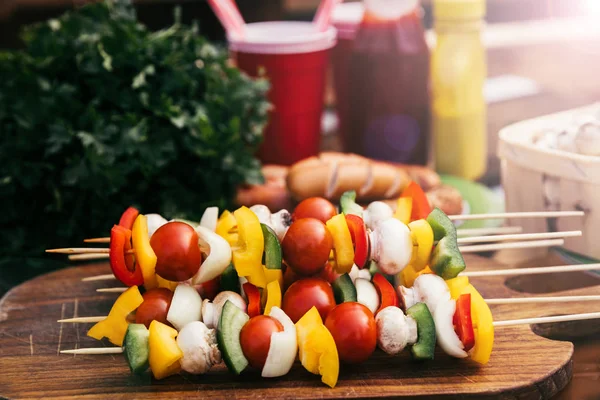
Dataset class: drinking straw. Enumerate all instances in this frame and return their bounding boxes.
[314,0,342,32]
[207,0,245,38]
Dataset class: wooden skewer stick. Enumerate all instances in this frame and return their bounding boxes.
[456,230,581,244]
[57,316,106,323]
[84,238,110,244]
[449,210,584,221]
[493,312,600,327]
[46,248,110,254]
[459,239,564,253]
[81,274,115,282]
[456,226,523,237]
[462,263,600,277]
[97,288,128,293]
[69,253,111,261]
[486,295,600,305]
[60,347,124,355]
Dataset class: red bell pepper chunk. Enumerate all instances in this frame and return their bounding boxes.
[243,282,261,318]
[118,206,140,230]
[345,214,369,269]
[453,293,475,351]
[109,225,144,287]
[400,181,431,222]
[372,273,398,315]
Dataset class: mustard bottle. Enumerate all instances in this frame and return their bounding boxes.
[431,0,487,180]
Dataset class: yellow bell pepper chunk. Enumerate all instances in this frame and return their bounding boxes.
[156,274,179,291]
[132,215,158,289]
[325,214,354,274]
[263,266,283,287]
[394,197,413,225]
[263,280,282,316]
[408,219,434,272]
[446,277,494,365]
[295,307,340,388]
[400,265,433,288]
[232,206,267,288]
[87,286,144,346]
[216,210,238,246]
[148,320,183,380]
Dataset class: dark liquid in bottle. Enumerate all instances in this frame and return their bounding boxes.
[345,9,430,165]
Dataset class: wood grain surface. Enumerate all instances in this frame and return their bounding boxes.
[1,254,599,399]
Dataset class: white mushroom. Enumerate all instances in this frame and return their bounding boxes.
[363,201,394,231]
[375,306,418,355]
[201,291,246,329]
[177,321,222,374]
[270,209,292,241]
[411,274,451,315]
[369,218,413,275]
[192,226,232,285]
[250,205,272,225]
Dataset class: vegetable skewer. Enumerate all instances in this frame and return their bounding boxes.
[59,294,600,323]
[58,311,600,354]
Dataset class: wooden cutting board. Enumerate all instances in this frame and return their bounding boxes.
[1,254,599,399]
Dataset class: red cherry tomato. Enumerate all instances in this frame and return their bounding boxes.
[135,288,173,328]
[282,262,300,292]
[325,302,377,364]
[282,218,332,276]
[282,278,336,323]
[150,222,201,282]
[292,197,337,224]
[194,276,220,301]
[240,315,284,370]
[317,260,341,284]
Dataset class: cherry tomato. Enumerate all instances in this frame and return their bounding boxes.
[325,302,377,364]
[282,218,332,276]
[194,276,220,301]
[282,262,300,292]
[317,260,341,284]
[240,315,284,370]
[150,222,201,282]
[282,278,336,323]
[292,197,337,224]
[135,288,173,328]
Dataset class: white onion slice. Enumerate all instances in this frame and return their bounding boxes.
[167,284,202,331]
[434,299,468,359]
[355,278,379,314]
[199,207,219,232]
[146,213,168,238]
[262,307,297,378]
[192,226,232,285]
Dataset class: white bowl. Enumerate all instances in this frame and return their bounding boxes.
[498,103,600,260]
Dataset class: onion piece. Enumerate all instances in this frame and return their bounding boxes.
[199,207,219,232]
[192,226,232,285]
[262,307,297,378]
[167,284,203,331]
[434,299,468,358]
[146,213,168,238]
[355,278,379,314]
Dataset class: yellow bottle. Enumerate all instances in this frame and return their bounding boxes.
[431,0,487,180]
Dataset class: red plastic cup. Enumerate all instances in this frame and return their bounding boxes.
[331,3,364,152]
[229,22,337,165]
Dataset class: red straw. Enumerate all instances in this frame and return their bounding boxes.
[207,0,245,38]
[314,0,341,32]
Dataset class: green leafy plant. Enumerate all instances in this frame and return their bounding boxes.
[0,0,270,262]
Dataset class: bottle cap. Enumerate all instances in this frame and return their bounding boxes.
[433,0,486,20]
